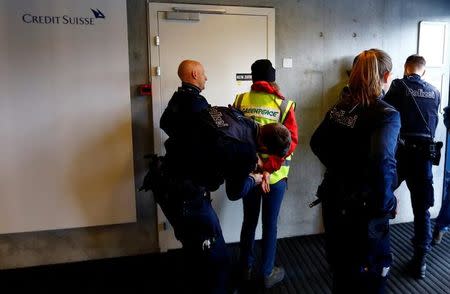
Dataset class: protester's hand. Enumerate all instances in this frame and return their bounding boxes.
[256,155,264,172]
[249,172,263,185]
[261,172,271,194]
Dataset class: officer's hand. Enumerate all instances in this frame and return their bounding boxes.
[249,172,263,185]
[261,172,271,194]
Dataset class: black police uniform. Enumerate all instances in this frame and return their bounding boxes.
[157,85,260,293]
[160,83,227,294]
[384,74,440,259]
[161,83,210,138]
[311,87,400,294]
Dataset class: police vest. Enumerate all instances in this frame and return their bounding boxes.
[234,91,295,184]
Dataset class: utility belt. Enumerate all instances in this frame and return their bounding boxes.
[399,136,442,165]
[400,135,430,147]
[330,190,372,218]
[314,173,373,216]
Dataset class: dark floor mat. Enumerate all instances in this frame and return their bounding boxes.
[1,222,449,293]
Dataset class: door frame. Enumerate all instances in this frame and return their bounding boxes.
[147,2,275,252]
[418,21,450,220]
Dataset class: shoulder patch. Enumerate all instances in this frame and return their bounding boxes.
[330,107,358,128]
[208,107,229,128]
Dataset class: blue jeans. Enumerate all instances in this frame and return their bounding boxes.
[239,179,286,277]
[436,170,450,232]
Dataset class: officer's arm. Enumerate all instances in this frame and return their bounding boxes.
[225,174,259,201]
[160,107,173,137]
[444,106,450,129]
[369,109,401,217]
[435,91,441,130]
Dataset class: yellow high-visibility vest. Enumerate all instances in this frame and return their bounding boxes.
[233,91,295,184]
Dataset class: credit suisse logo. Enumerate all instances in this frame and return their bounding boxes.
[22,8,105,25]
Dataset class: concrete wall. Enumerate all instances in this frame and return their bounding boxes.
[0,0,449,269]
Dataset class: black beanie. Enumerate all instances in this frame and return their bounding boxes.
[251,59,276,82]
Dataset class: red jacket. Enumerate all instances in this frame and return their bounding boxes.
[251,81,299,173]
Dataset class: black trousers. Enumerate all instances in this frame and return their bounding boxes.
[161,178,230,294]
[396,143,434,254]
[322,200,391,294]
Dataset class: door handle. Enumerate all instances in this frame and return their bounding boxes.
[166,11,200,21]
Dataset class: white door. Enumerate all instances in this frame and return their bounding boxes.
[148,3,275,251]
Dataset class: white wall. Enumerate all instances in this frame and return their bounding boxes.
[0,0,136,234]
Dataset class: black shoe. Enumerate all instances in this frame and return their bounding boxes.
[432,229,445,245]
[409,255,426,279]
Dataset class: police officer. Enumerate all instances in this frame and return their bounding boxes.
[311,49,399,294]
[233,59,298,288]
[159,60,225,294]
[153,60,292,294]
[384,54,441,279]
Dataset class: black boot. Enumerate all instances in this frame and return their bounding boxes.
[409,253,426,279]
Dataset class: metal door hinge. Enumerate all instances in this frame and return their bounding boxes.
[155,66,161,76]
[154,35,160,46]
